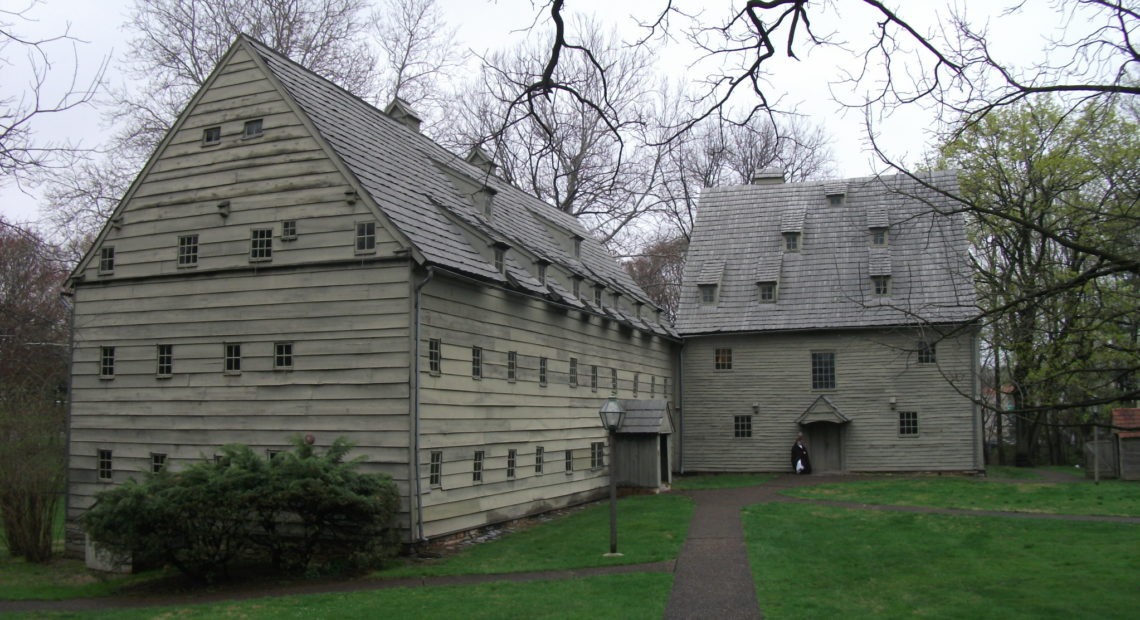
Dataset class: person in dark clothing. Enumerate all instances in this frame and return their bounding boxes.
[791,432,812,474]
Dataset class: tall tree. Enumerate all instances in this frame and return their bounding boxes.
[941,99,1140,463]
[0,1,105,187]
[0,219,70,562]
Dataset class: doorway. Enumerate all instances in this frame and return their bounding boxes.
[804,422,844,472]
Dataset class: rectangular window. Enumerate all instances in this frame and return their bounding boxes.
[243,118,263,138]
[507,449,517,479]
[507,350,517,382]
[664,377,671,400]
[784,232,801,251]
[871,227,888,246]
[97,449,113,480]
[428,338,441,375]
[918,341,936,364]
[651,375,656,397]
[899,411,919,436]
[758,281,777,303]
[611,368,618,392]
[266,449,282,461]
[734,415,753,438]
[811,352,836,390]
[150,453,167,474]
[224,343,242,374]
[539,357,548,387]
[535,446,544,474]
[355,221,376,253]
[572,278,581,298]
[573,237,582,258]
[591,365,598,392]
[699,284,717,304]
[473,450,485,483]
[564,449,573,474]
[282,220,297,240]
[250,228,273,261]
[156,344,173,377]
[177,235,199,267]
[537,263,547,285]
[828,193,845,206]
[429,450,442,487]
[99,246,115,274]
[274,342,293,370]
[493,247,505,273]
[594,287,603,307]
[872,275,891,296]
[569,357,578,388]
[590,442,605,469]
[99,346,115,379]
[715,348,733,370]
[633,373,639,397]
[202,126,221,145]
[472,346,482,380]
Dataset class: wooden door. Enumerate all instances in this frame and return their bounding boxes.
[805,423,843,472]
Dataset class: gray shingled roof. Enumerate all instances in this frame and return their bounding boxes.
[675,171,977,335]
[242,38,666,333]
[616,399,674,434]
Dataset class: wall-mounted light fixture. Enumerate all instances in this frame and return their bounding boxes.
[217,200,231,218]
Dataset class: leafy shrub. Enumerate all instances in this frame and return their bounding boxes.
[83,437,399,582]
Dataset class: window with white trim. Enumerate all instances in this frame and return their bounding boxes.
[282,220,297,241]
[150,453,167,473]
[274,342,293,370]
[472,346,482,379]
[428,338,441,375]
[784,232,801,251]
[224,343,242,374]
[243,118,263,138]
[564,449,573,474]
[429,450,443,487]
[918,341,936,364]
[610,367,618,392]
[872,275,891,296]
[507,351,517,382]
[97,449,112,480]
[177,235,198,267]
[590,442,605,469]
[871,227,888,247]
[99,346,115,379]
[734,415,753,438]
[758,281,777,303]
[899,411,919,436]
[539,357,548,386]
[535,446,544,474]
[355,222,376,253]
[591,365,598,392]
[202,126,221,145]
[715,348,733,370]
[249,228,272,261]
[699,284,717,304]
[569,357,578,387]
[473,450,485,483]
[156,344,173,377]
[507,449,517,479]
[811,351,835,390]
[99,246,115,274]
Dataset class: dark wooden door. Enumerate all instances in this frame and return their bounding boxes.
[805,423,843,472]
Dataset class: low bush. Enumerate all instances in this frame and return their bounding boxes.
[83,437,399,582]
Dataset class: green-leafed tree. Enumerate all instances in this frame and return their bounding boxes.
[941,99,1140,465]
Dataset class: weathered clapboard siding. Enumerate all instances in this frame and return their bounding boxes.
[681,328,980,472]
[78,47,402,283]
[415,274,677,538]
[67,261,415,552]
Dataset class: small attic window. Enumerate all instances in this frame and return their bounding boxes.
[611,292,621,309]
[98,246,115,274]
[593,286,604,307]
[355,222,376,253]
[536,262,548,285]
[783,232,801,252]
[871,227,889,247]
[699,284,717,305]
[572,236,582,258]
[572,277,582,298]
[243,118,264,139]
[202,126,221,146]
[493,245,507,274]
[827,193,845,206]
[282,220,297,241]
[475,187,495,219]
[758,281,778,303]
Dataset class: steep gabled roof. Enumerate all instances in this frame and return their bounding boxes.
[676,170,977,335]
[226,37,659,321]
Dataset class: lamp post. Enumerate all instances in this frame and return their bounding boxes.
[598,395,625,556]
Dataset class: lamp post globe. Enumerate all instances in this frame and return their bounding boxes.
[598,395,624,556]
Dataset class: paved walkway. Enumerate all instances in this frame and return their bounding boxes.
[4,473,1137,617]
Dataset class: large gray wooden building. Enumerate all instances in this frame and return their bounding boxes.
[64,37,980,556]
[675,170,982,473]
[64,36,678,554]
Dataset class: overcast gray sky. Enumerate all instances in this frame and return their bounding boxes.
[1,0,1059,229]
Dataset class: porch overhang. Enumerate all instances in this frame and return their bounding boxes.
[796,395,851,425]
[615,399,674,435]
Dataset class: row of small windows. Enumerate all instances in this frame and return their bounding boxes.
[779,227,888,253]
[711,344,936,388]
[202,118,263,147]
[429,338,669,398]
[699,274,893,306]
[96,446,321,481]
[428,443,607,487]
[97,221,377,274]
[98,342,295,378]
[730,411,919,439]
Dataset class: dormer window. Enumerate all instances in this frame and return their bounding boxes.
[871,227,888,247]
[783,232,801,252]
[573,236,582,259]
[243,118,264,138]
[594,286,604,307]
[572,277,582,299]
[699,284,717,305]
[475,186,496,219]
[827,193,845,206]
[872,275,891,296]
[536,262,548,285]
[494,247,505,273]
[611,292,621,309]
[758,281,778,303]
[202,126,221,146]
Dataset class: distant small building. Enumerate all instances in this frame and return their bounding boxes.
[1112,408,1140,480]
[675,171,982,473]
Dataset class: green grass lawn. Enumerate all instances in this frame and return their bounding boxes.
[784,477,1140,516]
[671,473,775,490]
[378,493,693,577]
[743,503,1140,620]
[8,572,674,619]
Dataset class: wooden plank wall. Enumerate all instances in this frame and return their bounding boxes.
[681,328,979,472]
[416,275,677,538]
